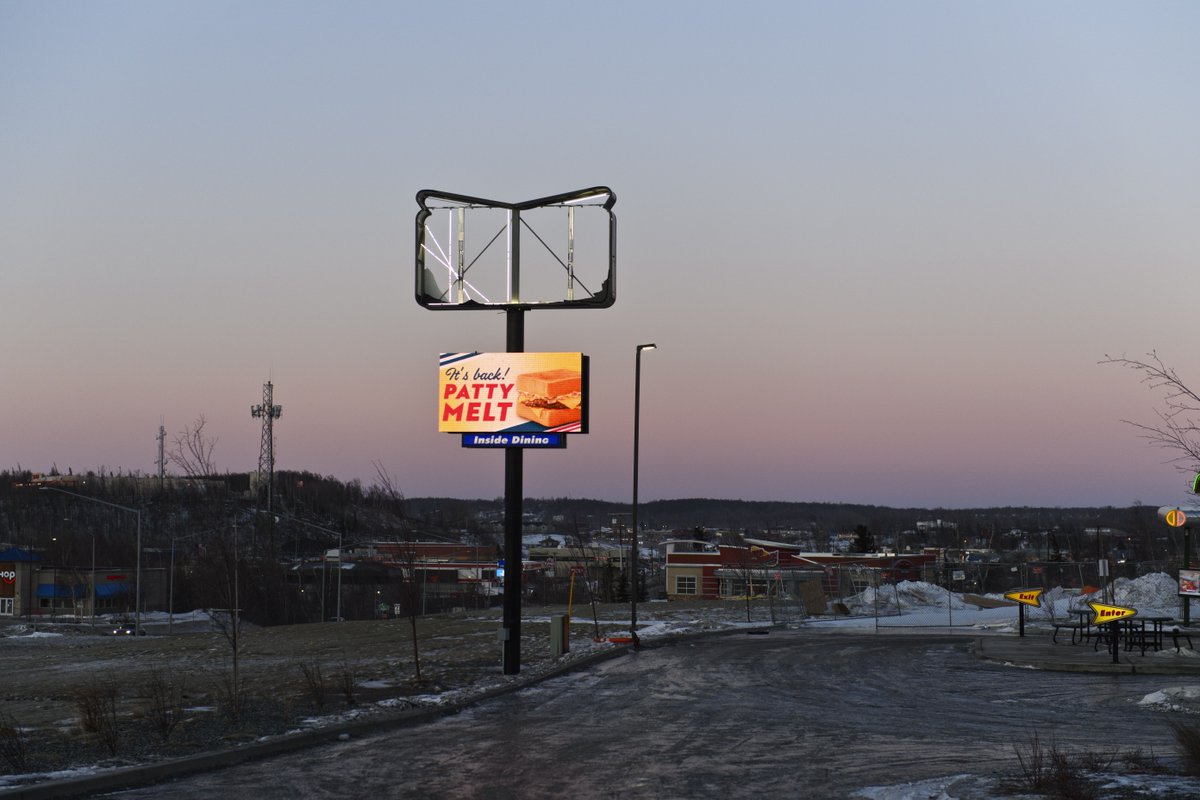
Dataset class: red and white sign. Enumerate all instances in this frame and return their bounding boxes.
[0,569,16,584]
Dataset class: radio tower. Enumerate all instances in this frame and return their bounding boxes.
[251,381,282,512]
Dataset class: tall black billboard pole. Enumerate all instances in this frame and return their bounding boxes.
[416,188,616,677]
[502,210,523,675]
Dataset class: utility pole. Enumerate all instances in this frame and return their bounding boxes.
[251,381,282,513]
[155,421,167,492]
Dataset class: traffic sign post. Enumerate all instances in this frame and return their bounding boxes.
[1003,588,1043,638]
[1089,601,1137,664]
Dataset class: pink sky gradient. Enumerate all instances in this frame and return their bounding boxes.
[3,2,1198,508]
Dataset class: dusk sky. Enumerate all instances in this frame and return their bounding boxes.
[4,2,1199,509]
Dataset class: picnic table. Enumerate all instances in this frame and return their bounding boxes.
[1051,608,1093,645]
[1090,615,1176,655]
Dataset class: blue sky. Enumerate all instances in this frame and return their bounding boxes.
[3,2,1199,507]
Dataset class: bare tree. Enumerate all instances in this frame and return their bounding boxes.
[372,461,420,681]
[1102,352,1200,471]
[571,521,603,640]
[197,523,245,722]
[169,415,218,478]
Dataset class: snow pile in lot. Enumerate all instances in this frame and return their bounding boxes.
[2,627,65,640]
[827,572,1189,632]
[1113,572,1180,615]
[843,581,971,614]
[853,774,983,800]
[1138,685,1200,713]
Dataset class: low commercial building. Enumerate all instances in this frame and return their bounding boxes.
[663,538,938,611]
[0,547,164,622]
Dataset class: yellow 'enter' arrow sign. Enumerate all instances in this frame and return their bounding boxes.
[1088,601,1137,625]
[1003,588,1043,608]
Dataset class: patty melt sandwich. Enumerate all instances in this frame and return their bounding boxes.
[516,369,583,427]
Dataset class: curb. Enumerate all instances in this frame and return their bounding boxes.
[970,635,1200,675]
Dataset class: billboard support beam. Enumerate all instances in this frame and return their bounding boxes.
[503,307,524,675]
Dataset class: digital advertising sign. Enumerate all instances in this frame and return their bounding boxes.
[438,352,588,446]
[1180,568,1200,598]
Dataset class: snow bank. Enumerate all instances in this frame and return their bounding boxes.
[846,581,971,614]
[836,572,1186,625]
[1113,572,1180,616]
[1138,685,1200,713]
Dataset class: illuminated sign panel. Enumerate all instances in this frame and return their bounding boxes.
[1087,601,1137,624]
[439,352,588,435]
[1181,569,1200,598]
[461,433,565,449]
[1003,588,1043,608]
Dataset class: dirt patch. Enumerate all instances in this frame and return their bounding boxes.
[0,599,758,782]
[962,593,1016,609]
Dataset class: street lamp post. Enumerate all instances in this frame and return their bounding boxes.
[264,511,344,622]
[90,532,95,628]
[167,529,208,635]
[40,487,142,634]
[169,534,177,634]
[631,342,656,648]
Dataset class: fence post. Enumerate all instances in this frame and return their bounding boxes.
[947,565,953,627]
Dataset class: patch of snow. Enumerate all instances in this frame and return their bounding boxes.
[853,774,983,799]
[1138,685,1200,713]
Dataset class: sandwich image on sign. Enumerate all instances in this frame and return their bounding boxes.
[516,369,583,427]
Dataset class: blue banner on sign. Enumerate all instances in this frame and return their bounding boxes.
[461,432,566,449]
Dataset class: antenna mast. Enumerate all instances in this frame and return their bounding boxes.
[251,381,282,511]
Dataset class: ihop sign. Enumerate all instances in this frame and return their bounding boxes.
[0,569,16,584]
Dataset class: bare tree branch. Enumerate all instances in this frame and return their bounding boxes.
[1102,351,1200,472]
[371,460,404,502]
[168,415,218,478]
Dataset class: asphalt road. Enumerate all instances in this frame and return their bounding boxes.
[107,630,1191,799]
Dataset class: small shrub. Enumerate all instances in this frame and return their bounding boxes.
[1013,732,1046,788]
[74,681,120,756]
[0,710,29,773]
[1121,748,1166,774]
[1170,719,1200,775]
[215,670,249,726]
[1010,733,1098,800]
[336,660,356,707]
[298,661,327,708]
[143,670,185,743]
[1075,746,1118,773]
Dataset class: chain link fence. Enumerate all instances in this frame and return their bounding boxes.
[823,561,1179,629]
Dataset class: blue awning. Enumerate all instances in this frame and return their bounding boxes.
[95,583,131,598]
[36,584,83,599]
[0,547,40,562]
